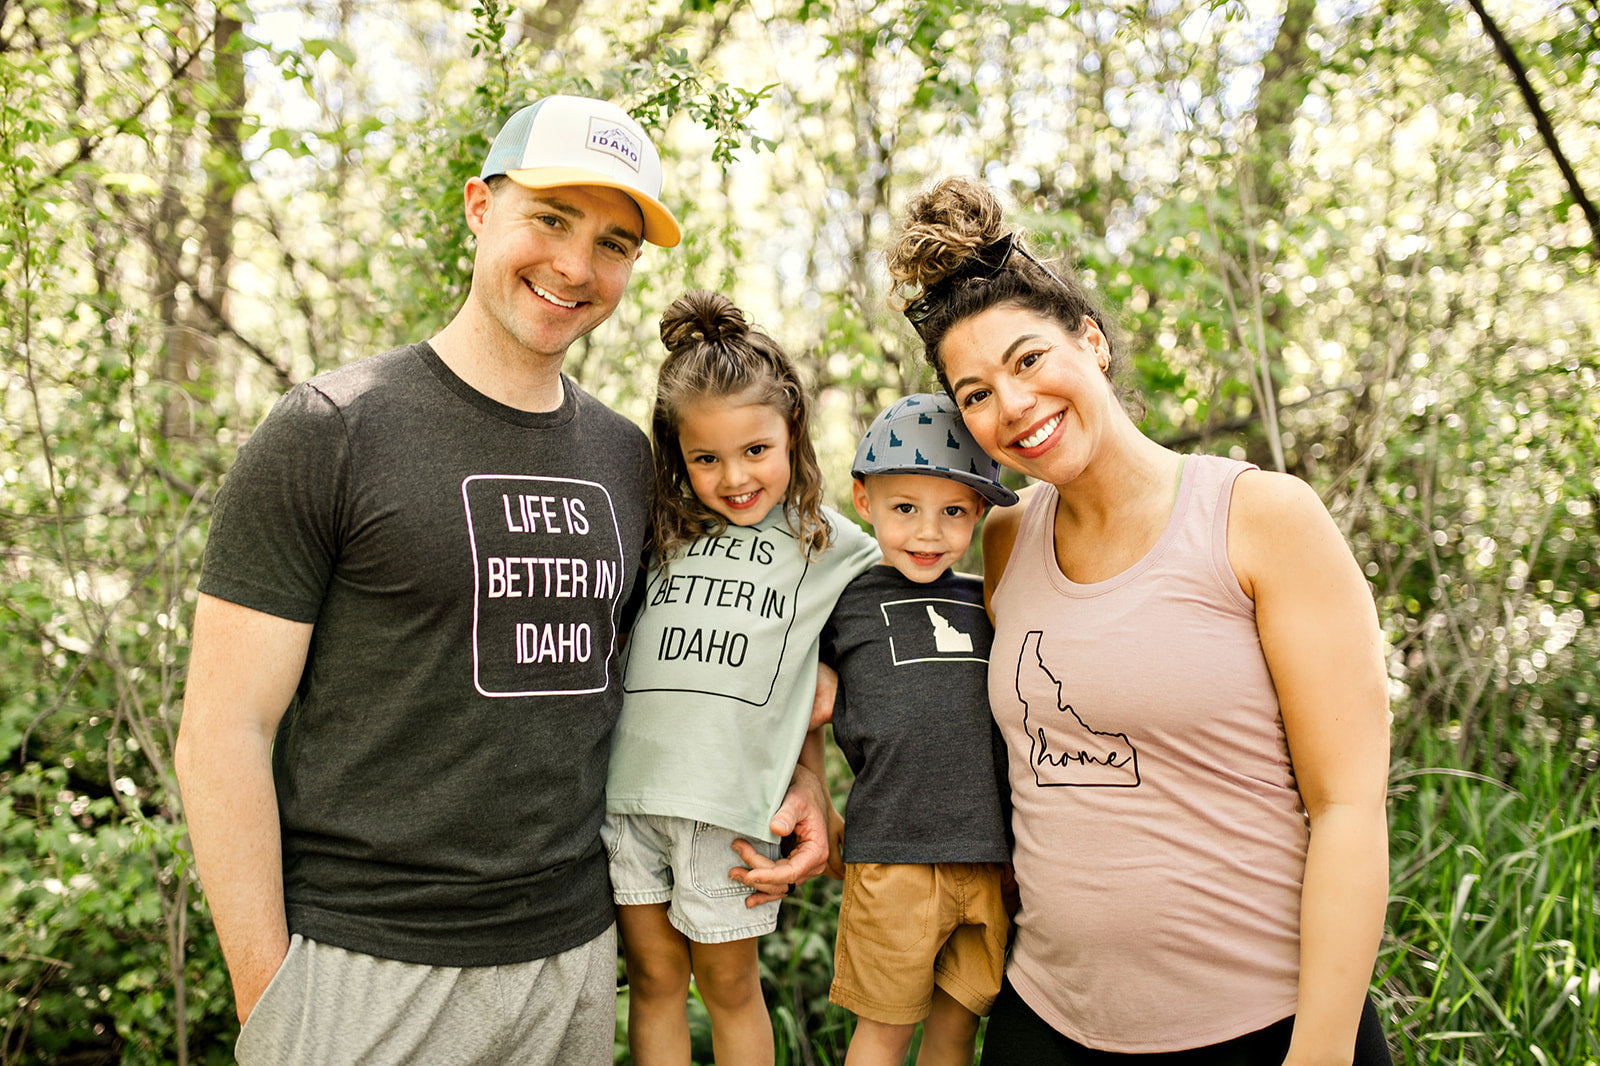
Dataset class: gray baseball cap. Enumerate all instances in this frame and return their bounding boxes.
[851,393,1019,507]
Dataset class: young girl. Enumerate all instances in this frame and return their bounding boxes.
[605,290,879,1066]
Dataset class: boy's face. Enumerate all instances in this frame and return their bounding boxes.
[852,473,986,584]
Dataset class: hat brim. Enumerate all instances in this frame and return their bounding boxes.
[851,464,1020,507]
[504,166,683,248]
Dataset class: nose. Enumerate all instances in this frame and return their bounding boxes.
[718,456,749,490]
[548,237,595,286]
[994,376,1035,423]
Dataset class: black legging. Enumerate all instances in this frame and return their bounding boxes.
[979,979,1392,1065]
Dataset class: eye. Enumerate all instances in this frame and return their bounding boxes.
[746,444,768,457]
[893,503,916,515]
[1017,349,1044,370]
[600,237,631,256]
[958,388,990,409]
[689,454,717,465]
[943,505,968,517]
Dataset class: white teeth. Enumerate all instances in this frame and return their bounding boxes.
[1017,414,1062,449]
[532,284,578,308]
[728,491,759,504]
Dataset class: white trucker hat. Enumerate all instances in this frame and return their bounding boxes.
[480,95,682,248]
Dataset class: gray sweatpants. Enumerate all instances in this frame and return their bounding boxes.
[234,927,616,1065]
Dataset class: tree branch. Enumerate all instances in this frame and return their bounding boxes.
[1463,0,1600,256]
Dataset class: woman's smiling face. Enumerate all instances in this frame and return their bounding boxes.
[939,304,1114,486]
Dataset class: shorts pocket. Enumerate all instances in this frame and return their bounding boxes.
[234,934,305,1062]
[841,863,933,950]
[688,821,774,899]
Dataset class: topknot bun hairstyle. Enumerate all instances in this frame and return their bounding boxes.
[885,175,1006,293]
[649,290,831,563]
[658,288,750,354]
[886,177,1134,413]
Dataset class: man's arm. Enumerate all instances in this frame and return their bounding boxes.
[174,593,312,1023]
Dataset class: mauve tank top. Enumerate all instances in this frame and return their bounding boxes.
[988,453,1307,1052]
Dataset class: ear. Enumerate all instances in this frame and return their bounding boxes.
[850,478,873,524]
[463,177,493,238]
[1080,315,1109,361]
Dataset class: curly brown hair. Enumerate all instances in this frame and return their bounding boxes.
[648,290,832,564]
[886,176,1139,416]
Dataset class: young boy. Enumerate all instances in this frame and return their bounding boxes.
[822,393,1018,1066]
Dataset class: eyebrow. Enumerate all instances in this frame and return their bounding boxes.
[686,434,778,453]
[949,332,1043,394]
[530,194,644,248]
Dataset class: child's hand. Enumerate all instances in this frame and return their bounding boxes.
[809,662,838,730]
[728,840,794,907]
[826,805,845,880]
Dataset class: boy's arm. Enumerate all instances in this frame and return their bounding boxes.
[798,717,846,880]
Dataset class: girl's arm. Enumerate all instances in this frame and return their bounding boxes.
[728,663,841,897]
[1229,471,1391,1066]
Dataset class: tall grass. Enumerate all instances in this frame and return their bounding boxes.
[612,733,1600,1064]
[1380,733,1600,1064]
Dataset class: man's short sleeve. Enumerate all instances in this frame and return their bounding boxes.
[198,383,349,623]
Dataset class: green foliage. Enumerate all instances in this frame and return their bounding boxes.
[1,765,234,1063]
[1382,737,1600,1063]
[4,0,1598,1060]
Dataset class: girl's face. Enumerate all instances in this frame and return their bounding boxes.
[676,393,794,527]
[940,304,1114,487]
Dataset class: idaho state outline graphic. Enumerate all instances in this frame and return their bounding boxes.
[1017,630,1141,787]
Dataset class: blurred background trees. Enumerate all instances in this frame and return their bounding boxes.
[2,0,1595,1061]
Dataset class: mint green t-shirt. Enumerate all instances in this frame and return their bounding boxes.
[608,507,878,842]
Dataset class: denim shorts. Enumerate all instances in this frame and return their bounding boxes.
[601,811,782,943]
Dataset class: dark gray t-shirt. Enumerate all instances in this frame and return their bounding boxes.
[821,566,1011,864]
[198,342,652,967]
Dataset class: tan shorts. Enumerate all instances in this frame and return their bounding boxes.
[829,861,1011,1025]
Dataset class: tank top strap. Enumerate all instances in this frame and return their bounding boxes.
[1187,454,1258,614]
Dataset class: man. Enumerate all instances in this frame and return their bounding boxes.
[176,95,824,1065]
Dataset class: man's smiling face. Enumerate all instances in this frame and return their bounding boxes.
[465,179,644,363]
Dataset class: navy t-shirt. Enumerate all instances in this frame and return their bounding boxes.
[821,566,1011,864]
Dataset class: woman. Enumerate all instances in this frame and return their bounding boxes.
[884,176,1393,1065]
